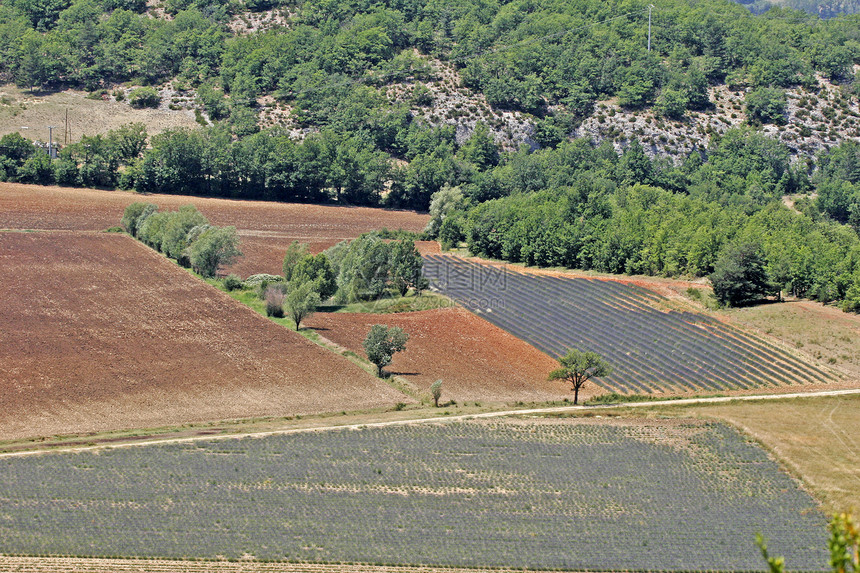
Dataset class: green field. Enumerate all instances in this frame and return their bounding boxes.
[0,419,827,570]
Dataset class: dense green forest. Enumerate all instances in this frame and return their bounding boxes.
[733,0,860,19]
[2,0,859,124]
[2,0,860,310]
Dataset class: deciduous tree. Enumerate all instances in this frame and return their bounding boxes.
[548,349,611,405]
[709,241,772,307]
[188,225,242,277]
[284,281,320,330]
[363,324,408,378]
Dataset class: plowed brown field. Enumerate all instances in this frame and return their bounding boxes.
[0,183,429,276]
[304,308,570,404]
[0,231,408,441]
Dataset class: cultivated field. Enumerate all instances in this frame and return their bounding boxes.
[672,393,860,514]
[0,183,430,276]
[0,231,407,441]
[424,254,840,394]
[305,307,566,404]
[0,418,828,570]
[726,300,860,380]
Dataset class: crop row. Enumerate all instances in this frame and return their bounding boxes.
[0,420,827,570]
[423,255,835,394]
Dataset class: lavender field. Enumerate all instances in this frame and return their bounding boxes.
[0,419,827,570]
[424,255,835,394]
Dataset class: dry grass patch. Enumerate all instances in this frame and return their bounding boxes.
[640,394,860,514]
[724,300,860,380]
[0,84,199,142]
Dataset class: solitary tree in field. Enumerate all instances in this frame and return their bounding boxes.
[549,349,612,405]
[430,379,442,407]
[363,324,409,378]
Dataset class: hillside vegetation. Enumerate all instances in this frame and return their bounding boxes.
[733,0,860,18]
[2,0,860,310]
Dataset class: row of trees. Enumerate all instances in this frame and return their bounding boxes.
[120,202,242,276]
[0,121,822,211]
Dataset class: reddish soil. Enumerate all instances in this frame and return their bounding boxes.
[0,182,430,276]
[305,307,574,405]
[0,231,408,441]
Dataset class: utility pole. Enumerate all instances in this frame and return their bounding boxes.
[47,126,56,159]
[648,4,654,52]
[64,109,70,145]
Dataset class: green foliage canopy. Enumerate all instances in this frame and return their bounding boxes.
[363,323,409,377]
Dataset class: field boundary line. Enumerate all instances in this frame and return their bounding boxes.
[2,389,859,459]
[0,555,612,573]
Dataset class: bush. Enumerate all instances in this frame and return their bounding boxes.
[223,274,244,291]
[244,273,284,286]
[264,286,285,317]
[159,205,208,262]
[655,88,688,119]
[137,211,170,250]
[128,87,161,109]
[257,279,285,300]
[121,202,158,237]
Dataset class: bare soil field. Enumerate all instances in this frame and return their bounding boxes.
[0,84,199,142]
[0,182,430,276]
[0,231,408,441]
[304,307,570,404]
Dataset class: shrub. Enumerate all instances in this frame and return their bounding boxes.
[223,274,244,291]
[128,87,161,109]
[264,286,285,318]
[159,205,208,262]
[244,273,284,286]
[655,88,688,119]
[121,202,158,237]
[137,211,170,250]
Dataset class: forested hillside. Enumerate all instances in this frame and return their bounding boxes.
[733,0,860,18]
[2,0,860,310]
